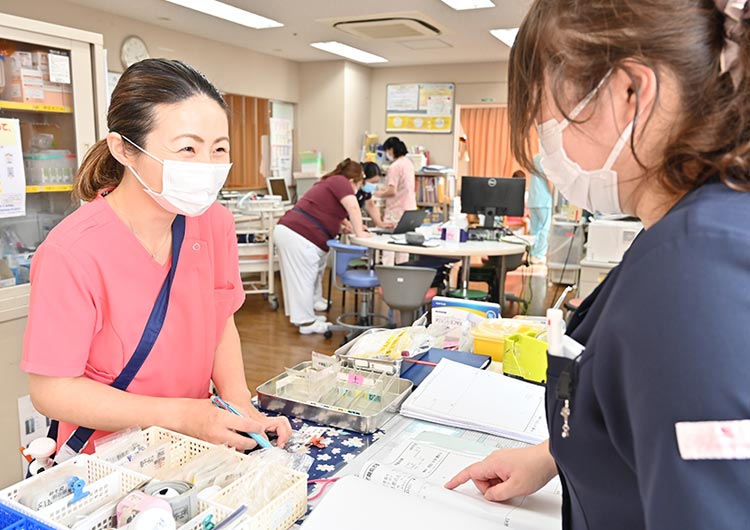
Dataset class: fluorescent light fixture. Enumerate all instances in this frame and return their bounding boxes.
[490,28,519,48]
[310,41,388,64]
[164,0,283,29]
[440,0,495,10]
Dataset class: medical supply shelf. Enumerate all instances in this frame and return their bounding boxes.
[0,101,73,114]
[231,196,289,311]
[24,185,73,194]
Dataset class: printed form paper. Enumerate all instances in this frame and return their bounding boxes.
[356,437,561,530]
[400,359,549,444]
[0,118,26,219]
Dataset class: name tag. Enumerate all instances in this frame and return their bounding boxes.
[675,420,750,460]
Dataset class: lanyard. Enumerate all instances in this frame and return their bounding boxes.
[51,215,186,463]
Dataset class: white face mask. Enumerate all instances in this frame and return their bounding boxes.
[121,135,231,217]
[536,73,632,214]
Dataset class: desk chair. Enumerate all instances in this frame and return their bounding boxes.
[327,240,390,344]
[375,266,437,327]
[458,251,530,312]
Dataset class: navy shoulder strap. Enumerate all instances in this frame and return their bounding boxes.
[52,215,186,462]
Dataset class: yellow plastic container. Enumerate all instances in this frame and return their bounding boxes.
[503,332,548,384]
[471,319,545,362]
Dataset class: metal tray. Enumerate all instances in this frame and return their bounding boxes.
[256,362,413,434]
[334,328,430,376]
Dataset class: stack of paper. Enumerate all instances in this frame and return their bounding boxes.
[399,359,548,444]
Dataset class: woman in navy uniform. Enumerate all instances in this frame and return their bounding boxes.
[447,1,750,529]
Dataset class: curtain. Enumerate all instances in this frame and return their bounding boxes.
[460,106,538,178]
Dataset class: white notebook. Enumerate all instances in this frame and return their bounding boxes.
[399,359,549,444]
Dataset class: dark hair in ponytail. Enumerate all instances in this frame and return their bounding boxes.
[383,137,408,158]
[509,0,750,194]
[74,59,228,201]
[322,158,364,182]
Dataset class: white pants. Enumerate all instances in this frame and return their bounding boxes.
[274,224,328,325]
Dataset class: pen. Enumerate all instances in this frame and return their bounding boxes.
[210,395,273,449]
[212,505,248,530]
[402,358,438,367]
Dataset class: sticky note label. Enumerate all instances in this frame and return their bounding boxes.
[347,374,364,385]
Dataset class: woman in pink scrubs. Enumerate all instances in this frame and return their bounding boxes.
[21,59,291,455]
[373,136,417,265]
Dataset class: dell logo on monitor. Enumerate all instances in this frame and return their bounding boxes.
[488,178,497,188]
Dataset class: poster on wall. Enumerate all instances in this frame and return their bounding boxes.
[0,118,26,219]
[386,83,454,134]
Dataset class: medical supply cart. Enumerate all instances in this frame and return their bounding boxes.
[0,13,106,487]
[231,194,288,311]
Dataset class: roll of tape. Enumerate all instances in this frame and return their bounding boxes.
[144,481,196,526]
[128,507,177,530]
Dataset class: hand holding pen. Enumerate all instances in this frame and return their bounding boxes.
[210,395,273,449]
[210,395,292,449]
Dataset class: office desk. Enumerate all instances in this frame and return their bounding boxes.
[350,235,531,314]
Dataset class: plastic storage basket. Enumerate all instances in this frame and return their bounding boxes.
[0,502,57,530]
[0,456,149,530]
[199,467,307,530]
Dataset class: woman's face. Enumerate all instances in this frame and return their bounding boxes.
[127,95,230,193]
[351,175,364,192]
[538,78,626,173]
[386,148,394,160]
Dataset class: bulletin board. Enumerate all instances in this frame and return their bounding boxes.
[386,82,454,134]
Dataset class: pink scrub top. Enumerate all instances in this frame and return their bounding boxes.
[384,156,417,223]
[21,195,246,453]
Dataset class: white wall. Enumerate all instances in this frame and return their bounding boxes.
[369,62,508,166]
[0,0,300,102]
[343,62,372,162]
[297,61,347,172]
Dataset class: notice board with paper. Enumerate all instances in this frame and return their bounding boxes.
[0,118,26,219]
[386,83,455,134]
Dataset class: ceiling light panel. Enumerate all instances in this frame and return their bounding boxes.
[310,41,388,64]
[490,28,519,48]
[440,0,495,11]
[164,0,283,29]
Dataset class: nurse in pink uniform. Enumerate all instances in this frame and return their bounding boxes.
[374,137,417,265]
[21,59,291,455]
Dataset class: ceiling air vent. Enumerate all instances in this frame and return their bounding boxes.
[334,18,441,40]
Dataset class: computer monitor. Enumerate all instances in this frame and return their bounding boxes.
[267,177,290,202]
[461,176,525,228]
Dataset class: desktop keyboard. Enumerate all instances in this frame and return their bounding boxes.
[467,227,515,241]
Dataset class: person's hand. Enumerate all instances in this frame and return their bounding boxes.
[341,219,354,234]
[445,442,558,502]
[181,398,269,451]
[355,230,372,238]
[215,397,293,449]
[257,415,293,448]
[377,220,396,229]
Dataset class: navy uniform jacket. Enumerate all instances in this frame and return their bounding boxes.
[547,181,750,529]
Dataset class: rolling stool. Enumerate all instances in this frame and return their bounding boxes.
[327,239,391,344]
[375,265,437,327]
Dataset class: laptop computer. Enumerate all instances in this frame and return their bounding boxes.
[371,209,428,235]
